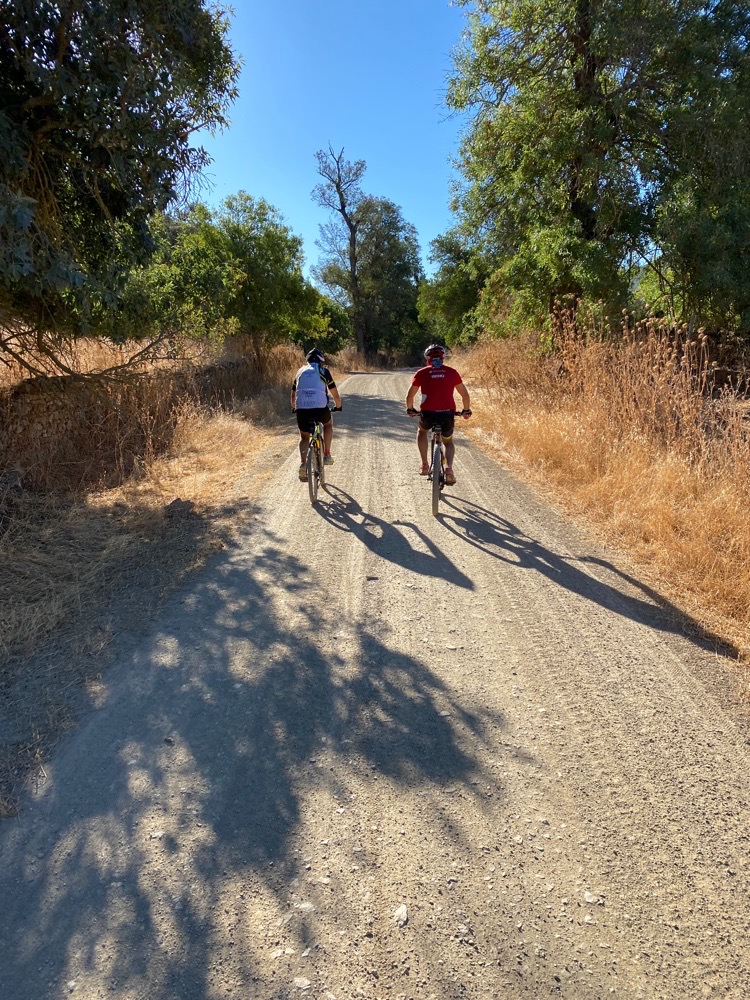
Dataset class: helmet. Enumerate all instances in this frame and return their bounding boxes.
[424,344,445,361]
[306,348,325,365]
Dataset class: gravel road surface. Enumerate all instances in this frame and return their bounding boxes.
[2,371,750,1000]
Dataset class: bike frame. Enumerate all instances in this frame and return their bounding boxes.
[306,420,326,503]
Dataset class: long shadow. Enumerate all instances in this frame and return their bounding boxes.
[315,484,473,589]
[0,526,513,998]
[440,494,738,656]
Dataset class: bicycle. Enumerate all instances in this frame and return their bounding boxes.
[304,404,342,504]
[427,422,447,516]
[407,407,471,516]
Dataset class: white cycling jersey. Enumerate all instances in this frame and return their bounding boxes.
[294,363,332,409]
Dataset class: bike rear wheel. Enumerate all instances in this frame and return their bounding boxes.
[307,442,317,503]
[431,443,442,516]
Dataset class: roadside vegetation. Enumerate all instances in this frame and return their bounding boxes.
[462,318,750,659]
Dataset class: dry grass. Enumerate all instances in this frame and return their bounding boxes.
[0,345,297,815]
[461,322,750,661]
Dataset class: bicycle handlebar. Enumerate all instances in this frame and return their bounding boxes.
[406,407,472,417]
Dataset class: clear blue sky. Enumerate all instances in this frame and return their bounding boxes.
[195,0,467,277]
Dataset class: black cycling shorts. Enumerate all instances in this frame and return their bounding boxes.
[296,406,332,433]
[419,410,455,439]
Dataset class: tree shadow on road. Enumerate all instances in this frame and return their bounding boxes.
[0,525,513,998]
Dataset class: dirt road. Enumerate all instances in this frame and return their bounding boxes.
[2,371,750,999]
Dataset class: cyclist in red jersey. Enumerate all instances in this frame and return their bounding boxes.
[406,344,472,485]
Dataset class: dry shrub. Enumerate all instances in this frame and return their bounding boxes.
[463,321,750,657]
[331,345,370,371]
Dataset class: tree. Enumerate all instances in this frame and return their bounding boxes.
[0,0,240,373]
[648,0,750,331]
[312,146,367,352]
[356,197,424,356]
[313,148,424,355]
[417,232,486,345]
[447,0,750,333]
[121,194,322,353]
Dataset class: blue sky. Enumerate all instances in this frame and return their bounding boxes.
[196,0,468,276]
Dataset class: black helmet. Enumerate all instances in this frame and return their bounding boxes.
[306,348,325,364]
[424,343,445,360]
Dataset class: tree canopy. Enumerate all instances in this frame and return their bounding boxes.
[120,194,339,353]
[0,0,240,369]
[446,0,750,334]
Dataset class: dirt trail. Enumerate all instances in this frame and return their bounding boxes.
[1,371,750,1000]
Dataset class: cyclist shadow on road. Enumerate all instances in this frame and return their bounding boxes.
[313,484,473,590]
[438,494,736,655]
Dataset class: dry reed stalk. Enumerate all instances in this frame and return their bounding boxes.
[463,327,750,659]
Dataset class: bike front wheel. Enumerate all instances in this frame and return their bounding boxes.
[431,444,442,516]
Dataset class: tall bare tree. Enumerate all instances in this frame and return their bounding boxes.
[312,146,367,352]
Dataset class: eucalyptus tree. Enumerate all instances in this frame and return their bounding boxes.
[0,0,239,373]
[315,192,424,356]
[356,196,423,355]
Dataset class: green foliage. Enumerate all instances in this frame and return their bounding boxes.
[448,0,750,335]
[0,0,240,348]
[119,194,323,349]
[417,232,486,344]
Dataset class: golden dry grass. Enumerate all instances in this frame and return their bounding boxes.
[461,326,750,661]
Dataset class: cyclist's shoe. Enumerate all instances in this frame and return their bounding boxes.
[298,464,307,481]
[444,467,457,485]
[419,462,429,475]
[324,453,334,465]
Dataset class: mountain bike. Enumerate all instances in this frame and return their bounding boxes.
[427,422,447,516]
[305,404,342,504]
[407,408,471,516]
[306,418,326,503]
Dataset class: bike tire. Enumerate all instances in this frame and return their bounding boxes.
[431,444,442,516]
[318,438,326,488]
[307,443,317,503]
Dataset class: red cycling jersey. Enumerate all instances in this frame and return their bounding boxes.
[411,364,463,411]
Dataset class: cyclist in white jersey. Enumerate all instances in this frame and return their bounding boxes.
[291,348,342,481]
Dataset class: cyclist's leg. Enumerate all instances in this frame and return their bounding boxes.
[417,413,430,473]
[298,430,311,463]
[321,409,334,460]
[296,411,314,479]
[442,414,457,484]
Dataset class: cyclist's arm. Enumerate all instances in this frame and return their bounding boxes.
[291,389,297,410]
[330,386,342,408]
[406,384,419,409]
[456,382,471,410]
